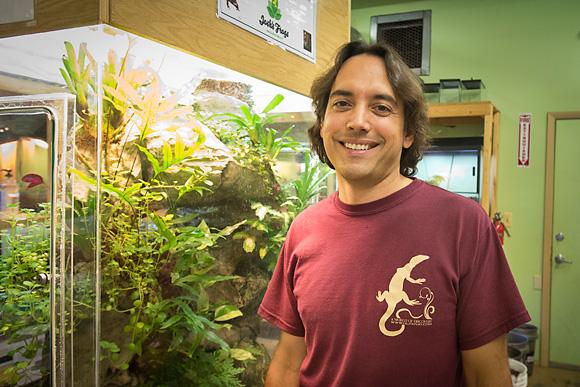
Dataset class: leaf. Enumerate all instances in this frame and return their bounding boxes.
[175,299,214,331]
[149,211,177,251]
[203,330,229,351]
[135,144,161,176]
[162,140,173,170]
[169,330,185,352]
[110,73,147,112]
[173,133,187,161]
[218,220,246,237]
[262,94,284,113]
[243,237,256,253]
[230,348,256,361]
[69,168,97,190]
[134,341,142,356]
[159,315,183,330]
[256,206,268,220]
[59,68,75,94]
[100,340,120,352]
[214,305,243,322]
[239,105,254,123]
[171,281,200,299]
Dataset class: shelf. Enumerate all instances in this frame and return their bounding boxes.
[428,101,500,217]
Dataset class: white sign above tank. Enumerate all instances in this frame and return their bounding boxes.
[217,0,316,63]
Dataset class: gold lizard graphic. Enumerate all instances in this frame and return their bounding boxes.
[376,255,430,337]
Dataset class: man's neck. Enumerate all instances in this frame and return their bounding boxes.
[336,174,413,205]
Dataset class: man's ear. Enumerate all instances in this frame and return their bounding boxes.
[403,134,414,149]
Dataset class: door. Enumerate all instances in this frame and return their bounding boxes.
[541,112,580,369]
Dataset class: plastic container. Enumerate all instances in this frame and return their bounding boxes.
[511,324,538,376]
[439,79,461,103]
[507,332,529,358]
[508,347,524,363]
[509,358,528,387]
[460,79,486,102]
[423,82,440,104]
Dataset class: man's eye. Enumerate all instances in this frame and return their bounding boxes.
[375,105,393,114]
[333,101,350,109]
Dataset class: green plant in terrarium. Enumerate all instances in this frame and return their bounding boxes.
[61,38,261,385]
[284,150,333,215]
[59,34,339,385]
[209,94,301,162]
[234,150,333,270]
[0,205,51,386]
[0,203,94,386]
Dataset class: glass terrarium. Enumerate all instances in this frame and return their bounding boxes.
[0,25,332,387]
[460,79,487,102]
[439,78,462,103]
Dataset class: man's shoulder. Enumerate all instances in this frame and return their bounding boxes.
[417,179,480,204]
[413,179,489,218]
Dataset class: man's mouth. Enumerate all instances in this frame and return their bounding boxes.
[342,142,375,151]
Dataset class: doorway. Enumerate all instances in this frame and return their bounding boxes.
[541,111,580,370]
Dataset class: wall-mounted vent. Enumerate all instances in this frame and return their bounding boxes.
[370,10,432,76]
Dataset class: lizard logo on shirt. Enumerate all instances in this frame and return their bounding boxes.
[376,254,435,337]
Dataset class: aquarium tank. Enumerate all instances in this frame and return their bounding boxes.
[416,149,481,202]
[0,25,333,387]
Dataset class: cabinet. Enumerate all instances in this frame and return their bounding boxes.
[427,101,500,217]
[0,0,350,96]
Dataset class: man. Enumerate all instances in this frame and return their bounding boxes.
[258,41,530,386]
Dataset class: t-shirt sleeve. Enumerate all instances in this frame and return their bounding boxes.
[258,240,306,337]
[456,210,530,350]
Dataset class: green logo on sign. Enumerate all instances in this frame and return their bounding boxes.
[267,0,282,20]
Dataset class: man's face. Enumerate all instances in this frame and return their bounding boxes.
[320,54,414,190]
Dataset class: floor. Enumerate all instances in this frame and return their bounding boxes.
[528,365,580,387]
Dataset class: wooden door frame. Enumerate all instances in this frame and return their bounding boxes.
[540,111,580,367]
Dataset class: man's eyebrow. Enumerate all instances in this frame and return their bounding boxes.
[329,89,353,99]
[373,93,398,106]
[329,89,398,106]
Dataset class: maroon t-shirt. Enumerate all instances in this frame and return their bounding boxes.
[258,179,530,386]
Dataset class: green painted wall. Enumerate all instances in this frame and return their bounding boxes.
[352,0,580,339]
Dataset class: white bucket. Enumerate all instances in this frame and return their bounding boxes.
[509,358,528,387]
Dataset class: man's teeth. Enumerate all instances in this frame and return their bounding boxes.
[344,142,370,151]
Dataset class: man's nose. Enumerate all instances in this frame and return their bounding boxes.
[347,104,371,132]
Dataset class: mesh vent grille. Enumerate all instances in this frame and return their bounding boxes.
[370,10,431,75]
[377,19,424,69]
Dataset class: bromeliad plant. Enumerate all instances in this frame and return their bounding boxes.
[210,94,300,161]
[207,94,301,200]
[284,150,333,216]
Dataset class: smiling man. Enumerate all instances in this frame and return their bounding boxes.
[258,41,530,387]
[320,53,413,204]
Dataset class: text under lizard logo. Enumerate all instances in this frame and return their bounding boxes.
[376,254,435,337]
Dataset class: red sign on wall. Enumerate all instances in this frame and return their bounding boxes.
[518,113,531,167]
